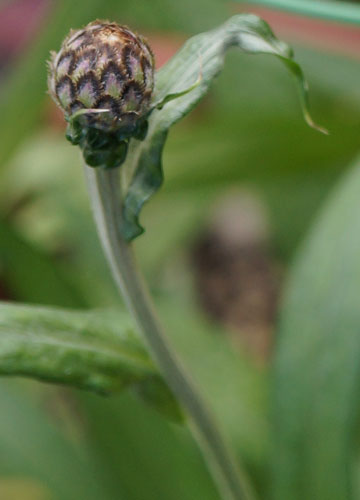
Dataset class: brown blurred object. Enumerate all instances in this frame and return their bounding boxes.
[0,279,12,301]
[234,3,360,59]
[191,191,280,360]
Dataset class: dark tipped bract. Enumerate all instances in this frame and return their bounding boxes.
[48,20,154,133]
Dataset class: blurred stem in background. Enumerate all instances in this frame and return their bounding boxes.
[242,0,360,24]
[84,165,255,500]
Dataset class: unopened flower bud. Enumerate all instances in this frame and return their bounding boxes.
[48,20,155,168]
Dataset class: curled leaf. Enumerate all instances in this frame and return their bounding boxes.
[121,14,325,241]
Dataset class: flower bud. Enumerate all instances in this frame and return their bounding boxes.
[48,20,155,167]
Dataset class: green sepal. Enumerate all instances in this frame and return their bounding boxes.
[83,140,128,169]
[65,119,82,145]
[132,119,149,141]
[66,110,149,169]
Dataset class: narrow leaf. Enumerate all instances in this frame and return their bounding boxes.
[0,302,181,420]
[121,13,325,240]
[271,159,360,499]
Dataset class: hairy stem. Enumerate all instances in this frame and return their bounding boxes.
[244,0,360,25]
[84,165,255,500]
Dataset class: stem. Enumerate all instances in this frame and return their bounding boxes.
[84,164,255,500]
[243,0,360,25]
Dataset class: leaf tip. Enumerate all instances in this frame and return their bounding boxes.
[304,111,329,136]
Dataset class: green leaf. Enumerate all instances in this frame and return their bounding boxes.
[0,302,181,421]
[0,380,116,500]
[121,13,324,240]
[0,220,86,307]
[271,158,360,499]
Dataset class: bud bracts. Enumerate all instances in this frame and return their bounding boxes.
[48,21,155,168]
[49,20,154,131]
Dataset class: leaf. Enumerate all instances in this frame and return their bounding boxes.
[81,391,221,500]
[121,13,325,241]
[271,158,360,499]
[0,220,86,307]
[0,302,181,420]
[0,381,115,500]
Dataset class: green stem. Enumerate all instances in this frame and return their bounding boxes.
[243,0,360,25]
[84,164,255,500]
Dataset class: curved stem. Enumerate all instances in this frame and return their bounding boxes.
[84,164,255,500]
[244,0,360,25]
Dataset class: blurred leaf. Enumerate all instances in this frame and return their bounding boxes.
[82,391,220,500]
[271,157,360,499]
[0,380,116,500]
[0,220,85,307]
[122,14,323,240]
[0,302,181,420]
[0,135,119,307]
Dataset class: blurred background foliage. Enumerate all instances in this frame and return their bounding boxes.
[1,0,360,499]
